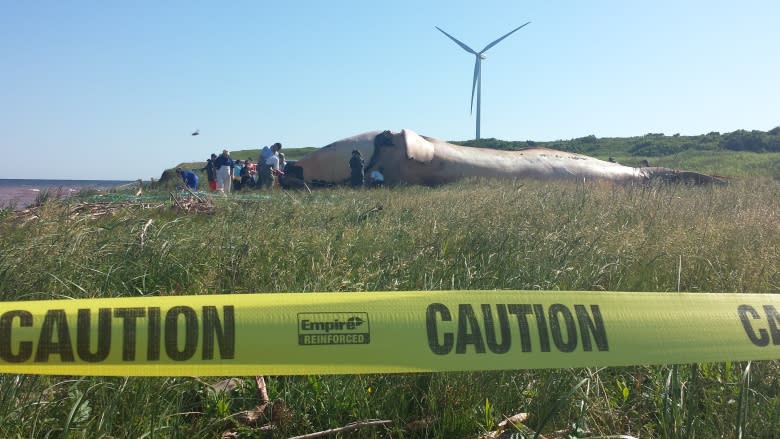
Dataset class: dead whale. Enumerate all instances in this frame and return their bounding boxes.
[288,129,724,186]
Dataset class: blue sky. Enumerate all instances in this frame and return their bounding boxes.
[2,0,778,180]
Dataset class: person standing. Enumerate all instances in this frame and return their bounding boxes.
[262,151,281,189]
[271,152,287,189]
[259,143,283,189]
[349,149,364,188]
[214,149,234,194]
[232,160,244,191]
[201,153,218,192]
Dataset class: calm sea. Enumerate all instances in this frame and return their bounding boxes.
[0,179,134,209]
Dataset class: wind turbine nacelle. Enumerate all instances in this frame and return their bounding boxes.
[479,53,487,59]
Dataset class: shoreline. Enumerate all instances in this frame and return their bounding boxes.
[0,179,136,210]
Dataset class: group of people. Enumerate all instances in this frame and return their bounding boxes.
[177,143,285,194]
[178,144,386,193]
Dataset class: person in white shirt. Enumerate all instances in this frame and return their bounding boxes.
[258,143,282,189]
[369,167,385,188]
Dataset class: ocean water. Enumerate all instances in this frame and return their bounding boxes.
[0,179,134,209]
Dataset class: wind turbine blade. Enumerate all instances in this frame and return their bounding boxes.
[470,58,480,114]
[480,21,531,53]
[435,26,478,55]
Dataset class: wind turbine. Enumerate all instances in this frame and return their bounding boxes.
[436,22,530,140]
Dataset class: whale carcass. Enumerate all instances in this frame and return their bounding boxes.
[287,129,723,186]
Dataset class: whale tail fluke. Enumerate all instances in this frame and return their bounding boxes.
[643,167,729,185]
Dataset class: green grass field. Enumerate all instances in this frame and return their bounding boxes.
[2,177,780,437]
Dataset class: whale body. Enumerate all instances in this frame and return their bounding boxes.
[289,129,723,186]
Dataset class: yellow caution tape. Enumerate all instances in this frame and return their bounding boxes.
[1,291,779,376]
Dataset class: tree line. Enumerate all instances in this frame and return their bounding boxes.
[455,126,780,157]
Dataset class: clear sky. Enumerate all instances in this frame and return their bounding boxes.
[2,0,778,180]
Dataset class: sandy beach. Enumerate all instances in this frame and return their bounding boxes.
[0,179,132,209]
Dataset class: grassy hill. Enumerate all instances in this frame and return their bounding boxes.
[454,127,780,179]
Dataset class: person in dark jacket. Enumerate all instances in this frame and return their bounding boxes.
[349,149,365,188]
[240,161,254,189]
[201,153,217,191]
[214,149,234,194]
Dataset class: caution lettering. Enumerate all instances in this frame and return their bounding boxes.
[738,304,780,347]
[0,306,235,363]
[426,303,609,355]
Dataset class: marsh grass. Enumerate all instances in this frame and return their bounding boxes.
[2,179,780,437]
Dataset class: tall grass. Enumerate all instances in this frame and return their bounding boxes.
[2,179,780,437]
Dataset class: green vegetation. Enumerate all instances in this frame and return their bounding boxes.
[2,178,780,437]
[453,126,780,179]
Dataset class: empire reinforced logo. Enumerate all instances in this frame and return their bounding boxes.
[297,312,370,345]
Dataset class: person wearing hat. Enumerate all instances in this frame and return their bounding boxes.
[349,149,364,188]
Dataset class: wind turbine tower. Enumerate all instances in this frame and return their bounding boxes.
[436,22,530,140]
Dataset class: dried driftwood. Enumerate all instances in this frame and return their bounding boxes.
[287,419,393,439]
[14,200,167,224]
[169,188,215,214]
